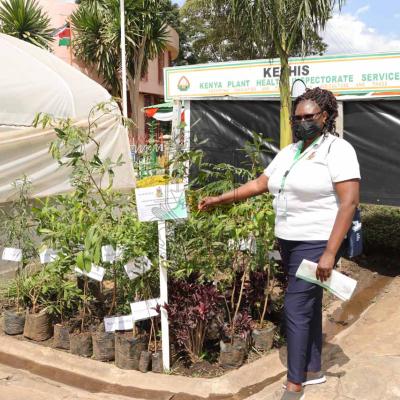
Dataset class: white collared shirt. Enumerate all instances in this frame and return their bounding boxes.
[264,134,361,241]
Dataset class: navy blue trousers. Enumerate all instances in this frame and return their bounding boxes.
[278,239,340,384]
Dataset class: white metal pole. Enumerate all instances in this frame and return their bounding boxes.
[168,100,182,176]
[120,0,128,118]
[158,220,170,371]
[183,100,191,186]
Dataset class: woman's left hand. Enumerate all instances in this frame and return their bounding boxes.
[316,251,336,282]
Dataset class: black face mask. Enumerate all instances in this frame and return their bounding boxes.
[292,120,323,141]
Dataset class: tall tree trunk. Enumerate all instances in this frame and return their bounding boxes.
[279,50,292,149]
[127,36,146,145]
[128,76,140,143]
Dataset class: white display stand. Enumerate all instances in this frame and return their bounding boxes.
[133,99,189,371]
[134,184,188,371]
[158,220,170,370]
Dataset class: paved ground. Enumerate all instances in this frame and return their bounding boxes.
[248,276,400,400]
[1,276,398,400]
[0,363,140,400]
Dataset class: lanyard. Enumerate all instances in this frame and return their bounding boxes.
[279,136,323,194]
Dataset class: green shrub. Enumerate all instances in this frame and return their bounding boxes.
[361,204,400,254]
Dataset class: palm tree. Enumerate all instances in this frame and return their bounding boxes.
[0,0,53,50]
[211,0,345,148]
[72,0,169,141]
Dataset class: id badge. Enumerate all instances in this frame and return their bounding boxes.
[276,193,288,218]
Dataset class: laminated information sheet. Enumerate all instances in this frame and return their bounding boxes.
[296,259,357,301]
[135,183,187,222]
[2,247,22,262]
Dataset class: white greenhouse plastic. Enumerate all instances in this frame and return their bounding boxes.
[0,34,135,202]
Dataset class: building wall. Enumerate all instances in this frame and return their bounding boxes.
[139,26,179,96]
[38,0,179,142]
[38,0,77,66]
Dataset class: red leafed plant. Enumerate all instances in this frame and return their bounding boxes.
[221,310,253,342]
[163,279,223,363]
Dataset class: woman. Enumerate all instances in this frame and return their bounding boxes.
[198,87,360,400]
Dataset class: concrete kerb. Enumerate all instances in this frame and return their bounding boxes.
[1,275,384,399]
[0,293,354,400]
[0,334,286,400]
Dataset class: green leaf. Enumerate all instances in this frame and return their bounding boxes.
[38,228,54,234]
[66,151,83,159]
[54,128,66,138]
[76,251,85,270]
[93,242,101,265]
[92,154,103,166]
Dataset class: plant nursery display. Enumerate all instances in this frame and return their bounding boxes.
[0,105,282,376]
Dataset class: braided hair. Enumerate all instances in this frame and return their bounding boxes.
[292,87,339,136]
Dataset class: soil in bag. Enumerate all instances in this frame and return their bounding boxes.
[3,309,25,335]
[252,322,276,351]
[115,332,147,370]
[139,350,152,373]
[53,323,71,350]
[92,328,115,361]
[70,331,93,357]
[152,351,163,373]
[23,309,52,341]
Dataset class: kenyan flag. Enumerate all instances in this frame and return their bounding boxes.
[54,24,71,47]
[58,27,71,46]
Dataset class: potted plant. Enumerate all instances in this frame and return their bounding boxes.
[114,283,154,371]
[69,271,95,357]
[2,270,30,335]
[218,262,253,369]
[250,266,277,352]
[33,108,126,357]
[137,317,158,373]
[1,177,37,335]
[164,279,222,369]
[22,267,54,341]
[219,310,253,369]
[50,265,82,350]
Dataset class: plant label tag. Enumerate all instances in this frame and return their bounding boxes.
[101,245,115,263]
[124,263,142,280]
[130,298,161,321]
[268,250,282,261]
[74,264,105,282]
[2,247,22,262]
[228,237,256,253]
[124,256,152,280]
[104,315,134,332]
[39,248,58,264]
[116,245,124,261]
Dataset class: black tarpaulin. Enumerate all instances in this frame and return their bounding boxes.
[190,100,280,171]
[344,100,400,206]
[189,99,400,206]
